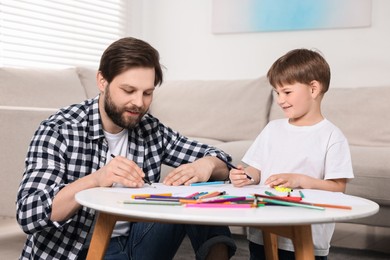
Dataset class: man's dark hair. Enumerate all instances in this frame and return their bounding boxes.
[99,37,163,86]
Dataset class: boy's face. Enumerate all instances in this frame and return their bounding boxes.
[98,67,156,133]
[274,82,317,125]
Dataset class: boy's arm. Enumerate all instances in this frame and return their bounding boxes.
[265,173,347,192]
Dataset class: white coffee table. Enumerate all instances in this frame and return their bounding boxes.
[76,184,379,260]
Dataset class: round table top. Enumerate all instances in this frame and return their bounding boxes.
[75,183,379,227]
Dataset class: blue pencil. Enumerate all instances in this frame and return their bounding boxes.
[190,181,225,186]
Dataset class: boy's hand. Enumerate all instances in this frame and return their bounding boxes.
[265,173,303,189]
[265,173,347,192]
[229,165,252,187]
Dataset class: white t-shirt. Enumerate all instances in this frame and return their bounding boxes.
[104,129,131,237]
[84,129,130,248]
[243,119,354,256]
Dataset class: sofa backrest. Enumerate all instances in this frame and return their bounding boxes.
[150,76,273,142]
[0,67,87,108]
[269,86,390,147]
[76,67,99,99]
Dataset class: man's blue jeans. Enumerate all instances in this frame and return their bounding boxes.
[82,222,236,260]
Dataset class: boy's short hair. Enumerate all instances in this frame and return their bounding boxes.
[267,49,331,93]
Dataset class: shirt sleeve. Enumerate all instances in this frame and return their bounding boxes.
[16,123,70,234]
[242,122,272,171]
[160,124,232,168]
[324,130,354,180]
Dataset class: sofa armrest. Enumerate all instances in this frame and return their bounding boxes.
[0,107,56,218]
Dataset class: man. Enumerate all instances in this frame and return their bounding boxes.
[16,37,236,260]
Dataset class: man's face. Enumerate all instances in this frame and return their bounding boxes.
[100,67,155,133]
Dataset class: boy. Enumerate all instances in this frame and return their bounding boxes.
[229,49,354,259]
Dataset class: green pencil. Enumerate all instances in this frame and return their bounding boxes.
[265,191,277,197]
[260,198,325,210]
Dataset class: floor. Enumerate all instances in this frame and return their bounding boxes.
[174,223,390,259]
[2,223,389,259]
[330,223,390,254]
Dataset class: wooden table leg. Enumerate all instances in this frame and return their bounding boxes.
[258,225,314,260]
[290,225,314,260]
[262,230,279,260]
[86,212,118,260]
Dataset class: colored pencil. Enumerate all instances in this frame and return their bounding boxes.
[308,202,352,210]
[225,161,254,182]
[199,196,248,204]
[258,197,325,210]
[186,203,254,208]
[122,200,181,206]
[263,191,302,202]
[265,191,277,197]
[111,154,155,187]
[190,181,225,186]
[186,192,200,198]
[131,193,172,199]
[254,194,351,210]
[198,191,226,199]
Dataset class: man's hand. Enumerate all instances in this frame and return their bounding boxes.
[94,155,145,188]
[163,157,228,186]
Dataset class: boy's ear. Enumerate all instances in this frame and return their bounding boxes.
[309,80,322,99]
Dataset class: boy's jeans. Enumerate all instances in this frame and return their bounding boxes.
[100,222,236,260]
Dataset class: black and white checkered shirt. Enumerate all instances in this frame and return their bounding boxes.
[16,96,231,260]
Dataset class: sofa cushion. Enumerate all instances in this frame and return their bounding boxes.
[0,67,86,108]
[214,140,253,166]
[323,86,390,147]
[270,86,390,147]
[346,145,390,206]
[268,92,284,121]
[150,77,273,142]
[76,67,99,99]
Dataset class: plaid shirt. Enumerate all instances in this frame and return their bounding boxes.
[16,96,231,260]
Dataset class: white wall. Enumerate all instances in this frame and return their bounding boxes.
[133,0,390,88]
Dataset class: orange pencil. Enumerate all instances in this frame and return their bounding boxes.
[310,203,352,210]
[198,191,225,199]
[131,193,172,199]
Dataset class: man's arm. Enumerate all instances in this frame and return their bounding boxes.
[163,156,229,186]
[51,155,145,221]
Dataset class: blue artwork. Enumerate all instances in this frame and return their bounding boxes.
[212,0,372,34]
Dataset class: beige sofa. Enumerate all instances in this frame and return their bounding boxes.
[151,77,390,229]
[1,67,389,257]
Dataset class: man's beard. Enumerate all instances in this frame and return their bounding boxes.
[104,86,145,130]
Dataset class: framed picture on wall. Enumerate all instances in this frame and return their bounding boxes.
[212,0,372,34]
